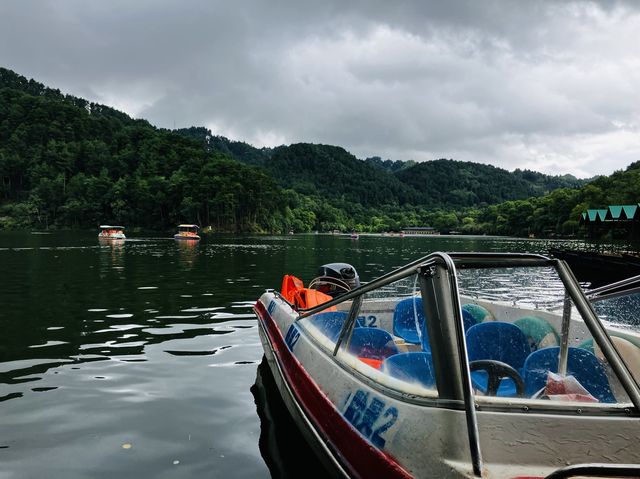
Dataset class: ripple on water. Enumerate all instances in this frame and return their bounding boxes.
[106,313,134,319]
[180,307,223,313]
[231,301,255,308]
[28,341,69,349]
[94,324,145,333]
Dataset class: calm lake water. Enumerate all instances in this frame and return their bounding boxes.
[0,231,583,478]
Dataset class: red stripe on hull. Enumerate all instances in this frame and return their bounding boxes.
[254,300,413,479]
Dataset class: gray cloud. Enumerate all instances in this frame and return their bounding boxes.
[1,0,639,177]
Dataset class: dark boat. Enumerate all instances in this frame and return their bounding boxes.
[549,248,640,288]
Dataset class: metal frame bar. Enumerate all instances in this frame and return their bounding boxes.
[333,295,362,356]
[422,253,483,477]
[588,273,640,302]
[296,252,552,319]
[545,463,640,479]
[558,292,572,376]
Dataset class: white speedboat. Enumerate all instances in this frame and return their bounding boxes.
[254,252,640,478]
[98,225,126,239]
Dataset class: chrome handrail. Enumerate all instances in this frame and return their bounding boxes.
[587,273,640,302]
[545,463,640,479]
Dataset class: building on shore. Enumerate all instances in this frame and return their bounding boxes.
[400,226,440,236]
[579,204,640,241]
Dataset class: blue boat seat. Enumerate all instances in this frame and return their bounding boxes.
[382,352,436,388]
[466,322,531,397]
[522,346,615,403]
[309,311,355,341]
[462,309,477,332]
[308,311,368,342]
[461,303,492,324]
[393,297,429,349]
[348,328,399,360]
[513,316,560,351]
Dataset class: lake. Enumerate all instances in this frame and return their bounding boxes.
[0,231,580,478]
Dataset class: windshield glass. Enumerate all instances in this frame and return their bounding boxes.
[297,272,439,398]
[456,265,637,405]
[590,291,640,388]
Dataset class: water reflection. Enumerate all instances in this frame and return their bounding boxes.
[251,359,329,478]
[176,239,199,268]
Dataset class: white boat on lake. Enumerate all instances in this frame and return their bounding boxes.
[254,252,640,478]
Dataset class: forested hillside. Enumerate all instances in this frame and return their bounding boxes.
[0,68,284,231]
[395,159,585,208]
[264,144,421,207]
[175,126,271,166]
[364,156,416,173]
[464,161,640,237]
[177,127,585,209]
[2,66,630,238]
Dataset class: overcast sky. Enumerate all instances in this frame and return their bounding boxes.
[1,1,639,178]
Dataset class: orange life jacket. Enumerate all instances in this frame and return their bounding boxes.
[281,274,336,311]
[292,288,335,310]
[281,275,304,303]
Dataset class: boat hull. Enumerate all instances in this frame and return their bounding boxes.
[173,234,200,240]
[254,299,414,479]
[98,234,126,239]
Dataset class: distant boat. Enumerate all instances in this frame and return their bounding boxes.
[98,225,126,240]
[350,232,359,239]
[174,224,200,241]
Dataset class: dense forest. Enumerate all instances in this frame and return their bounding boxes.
[0,68,285,231]
[1,67,637,236]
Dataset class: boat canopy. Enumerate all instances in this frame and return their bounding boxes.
[177,224,199,229]
[99,225,125,229]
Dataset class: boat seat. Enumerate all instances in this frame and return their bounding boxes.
[466,322,531,397]
[392,297,429,349]
[381,352,436,388]
[348,328,399,361]
[513,316,560,351]
[522,346,616,403]
[461,303,492,323]
[308,311,364,342]
[461,309,477,332]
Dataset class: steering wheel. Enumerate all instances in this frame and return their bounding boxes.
[469,360,526,397]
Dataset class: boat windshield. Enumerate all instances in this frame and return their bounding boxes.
[456,265,636,405]
[295,253,639,409]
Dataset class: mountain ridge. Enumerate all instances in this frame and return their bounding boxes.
[2,66,620,238]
